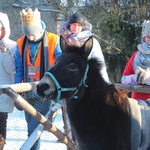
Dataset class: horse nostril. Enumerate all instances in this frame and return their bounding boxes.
[42,84,49,90]
[37,83,50,97]
[38,83,49,91]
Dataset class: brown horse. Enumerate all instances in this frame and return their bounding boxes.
[37,37,150,150]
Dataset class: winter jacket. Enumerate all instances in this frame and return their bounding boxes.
[59,20,109,83]
[122,51,150,100]
[15,32,62,83]
[88,38,109,83]
[0,13,16,113]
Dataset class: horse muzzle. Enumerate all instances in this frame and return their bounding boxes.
[37,75,56,98]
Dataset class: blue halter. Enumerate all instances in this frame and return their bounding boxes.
[44,64,89,103]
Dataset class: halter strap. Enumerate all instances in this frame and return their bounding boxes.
[45,64,89,103]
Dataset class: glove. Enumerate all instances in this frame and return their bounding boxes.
[136,66,150,85]
[121,74,137,84]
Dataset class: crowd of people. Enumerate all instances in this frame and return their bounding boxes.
[0,6,150,150]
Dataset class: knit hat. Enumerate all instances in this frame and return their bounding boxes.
[69,12,92,30]
[69,12,85,25]
[142,20,150,36]
[20,8,43,35]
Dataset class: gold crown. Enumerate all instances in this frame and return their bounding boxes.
[142,20,150,36]
[20,8,41,25]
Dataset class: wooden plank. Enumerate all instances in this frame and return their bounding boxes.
[0,82,38,94]
[115,83,150,94]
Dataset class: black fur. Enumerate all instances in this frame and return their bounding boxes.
[37,37,131,150]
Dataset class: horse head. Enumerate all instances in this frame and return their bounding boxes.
[37,36,93,102]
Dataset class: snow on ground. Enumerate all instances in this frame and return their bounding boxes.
[4,108,67,150]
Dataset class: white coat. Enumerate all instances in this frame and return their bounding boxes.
[0,12,16,113]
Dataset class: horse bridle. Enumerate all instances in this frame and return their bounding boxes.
[44,64,89,103]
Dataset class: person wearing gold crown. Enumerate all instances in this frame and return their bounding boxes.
[15,8,62,150]
[121,20,150,100]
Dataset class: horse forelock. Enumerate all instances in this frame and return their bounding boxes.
[63,45,82,53]
[58,50,87,67]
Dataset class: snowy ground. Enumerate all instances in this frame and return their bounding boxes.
[4,108,67,150]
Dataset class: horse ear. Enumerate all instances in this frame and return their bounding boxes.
[60,35,68,52]
[80,36,93,59]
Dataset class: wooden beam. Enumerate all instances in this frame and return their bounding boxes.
[3,87,77,150]
[0,82,38,94]
[115,83,150,94]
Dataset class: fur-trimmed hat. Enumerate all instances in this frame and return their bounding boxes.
[20,8,43,35]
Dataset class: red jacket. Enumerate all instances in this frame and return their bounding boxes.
[122,51,150,100]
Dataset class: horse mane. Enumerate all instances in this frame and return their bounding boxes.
[87,57,129,111]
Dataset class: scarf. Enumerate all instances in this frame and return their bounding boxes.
[133,43,150,71]
[22,31,48,82]
[59,21,92,47]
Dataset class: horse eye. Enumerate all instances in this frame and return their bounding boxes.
[69,64,77,71]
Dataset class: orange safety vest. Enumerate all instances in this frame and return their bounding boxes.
[17,32,58,81]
